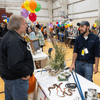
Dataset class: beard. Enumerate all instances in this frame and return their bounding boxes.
[80,27,87,35]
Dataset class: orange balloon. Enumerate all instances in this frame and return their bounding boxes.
[36,21,38,24]
[21,3,25,9]
[49,27,53,32]
[29,0,37,11]
[65,25,68,28]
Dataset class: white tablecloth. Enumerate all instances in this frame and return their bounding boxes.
[31,50,48,69]
[34,69,100,100]
[31,51,48,61]
[67,36,76,39]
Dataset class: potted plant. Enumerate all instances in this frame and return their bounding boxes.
[47,35,66,76]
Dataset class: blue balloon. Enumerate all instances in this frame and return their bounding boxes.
[67,21,69,24]
[7,18,9,23]
[57,24,60,27]
[58,21,60,23]
[61,24,64,26]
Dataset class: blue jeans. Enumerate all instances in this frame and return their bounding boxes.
[3,78,29,100]
[75,60,93,82]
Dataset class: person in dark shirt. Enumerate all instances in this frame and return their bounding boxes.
[0,23,5,37]
[2,24,8,37]
[0,37,1,76]
[70,21,99,82]
[1,15,34,100]
[0,26,3,37]
[60,26,65,33]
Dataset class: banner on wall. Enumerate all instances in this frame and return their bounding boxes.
[1,14,7,19]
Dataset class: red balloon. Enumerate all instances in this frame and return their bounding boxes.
[56,22,58,24]
[29,13,37,22]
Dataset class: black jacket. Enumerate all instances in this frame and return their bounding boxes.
[0,26,3,37]
[1,31,34,80]
[0,37,1,75]
[2,25,8,37]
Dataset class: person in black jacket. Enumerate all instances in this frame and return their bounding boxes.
[2,24,8,37]
[0,37,1,76]
[0,23,5,37]
[1,15,34,100]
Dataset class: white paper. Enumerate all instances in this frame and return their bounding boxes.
[84,48,89,54]
[34,71,58,87]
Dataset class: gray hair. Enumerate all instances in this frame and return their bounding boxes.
[7,15,25,31]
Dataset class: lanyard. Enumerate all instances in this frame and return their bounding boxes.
[82,35,89,48]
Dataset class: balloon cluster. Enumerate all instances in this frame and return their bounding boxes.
[49,21,73,31]
[49,23,53,31]
[56,21,73,28]
[64,22,73,28]
[21,0,41,22]
[40,24,44,26]
[49,23,53,28]
[93,23,97,28]
[3,18,9,23]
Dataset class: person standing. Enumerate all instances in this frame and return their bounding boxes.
[28,27,36,40]
[35,24,45,51]
[70,21,99,82]
[43,26,47,39]
[0,23,5,37]
[1,15,34,100]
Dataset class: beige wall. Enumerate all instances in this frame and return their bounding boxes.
[71,17,98,28]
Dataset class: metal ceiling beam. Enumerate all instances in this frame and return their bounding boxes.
[68,0,86,5]
[98,0,100,18]
[47,0,53,22]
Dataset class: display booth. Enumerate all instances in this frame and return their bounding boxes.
[32,69,100,100]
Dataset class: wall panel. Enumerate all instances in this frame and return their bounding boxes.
[53,8,61,17]
[68,0,99,19]
[68,0,99,14]
[53,0,61,9]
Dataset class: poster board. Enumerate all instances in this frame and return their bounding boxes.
[30,38,40,55]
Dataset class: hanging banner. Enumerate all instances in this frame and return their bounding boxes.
[1,14,7,19]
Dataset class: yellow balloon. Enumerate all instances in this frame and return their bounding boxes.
[24,0,30,11]
[3,19,7,23]
[30,10,36,13]
[67,24,70,27]
[5,19,7,23]
[94,23,97,27]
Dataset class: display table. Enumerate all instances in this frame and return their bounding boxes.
[34,69,100,100]
[58,33,65,42]
[31,50,48,69]
[28,52,48,100]
[65,36,76,47]
[32,51,48,61]
[67,36,76,39]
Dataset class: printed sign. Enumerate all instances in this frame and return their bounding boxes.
[1,14,7,19]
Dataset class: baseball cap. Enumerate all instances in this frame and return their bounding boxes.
[77,21,90,27]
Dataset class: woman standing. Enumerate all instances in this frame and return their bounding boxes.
[35,24,45,51]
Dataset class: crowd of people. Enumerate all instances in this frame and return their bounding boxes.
[1,21,100,48]
[49,23,100,48]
